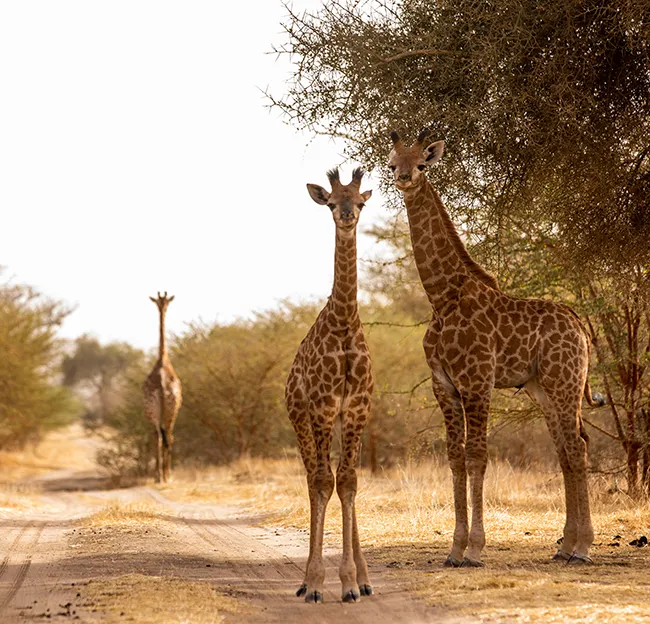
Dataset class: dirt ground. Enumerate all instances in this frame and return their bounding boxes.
[0,428,454,623]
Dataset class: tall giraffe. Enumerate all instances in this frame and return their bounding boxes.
[388,129,602,567]
[286,168,374,603]
[143,292,182,484]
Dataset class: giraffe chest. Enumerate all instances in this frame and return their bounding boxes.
[298,332,372,397]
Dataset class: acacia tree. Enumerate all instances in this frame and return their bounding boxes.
[271,0,650,272]
[580,272,650,497]
[62,335,143,428]
[0,279,78,449]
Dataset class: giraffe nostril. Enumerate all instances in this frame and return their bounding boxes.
[399,174,411,181]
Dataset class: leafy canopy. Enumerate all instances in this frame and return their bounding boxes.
[272,0,650,271]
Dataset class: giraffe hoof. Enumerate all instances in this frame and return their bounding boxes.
[342,589,360,603]
[552,550,572,562]
[296,583,307,597]
[305,590,323,604]
[443,555,463,568]
[460,557,484,568]
[359,584,373,596]
[567,552,593,565]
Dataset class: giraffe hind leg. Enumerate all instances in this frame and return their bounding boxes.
[526,379,593,561]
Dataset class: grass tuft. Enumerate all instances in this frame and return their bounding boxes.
[82,573,245,623]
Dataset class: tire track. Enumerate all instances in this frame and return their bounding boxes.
[143,488,309,604]
[0,524,33,580]
[141,488,440,624]
[0,522,45,611]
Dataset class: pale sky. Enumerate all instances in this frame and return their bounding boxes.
[0,1,389,350]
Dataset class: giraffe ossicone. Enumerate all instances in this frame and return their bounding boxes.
[286,168,374,603]
[389,129,599,566]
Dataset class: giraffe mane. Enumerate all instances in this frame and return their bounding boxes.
[432,193,500,291]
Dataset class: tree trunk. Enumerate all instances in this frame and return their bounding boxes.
[641,408,650,497]
[367,417,378,475]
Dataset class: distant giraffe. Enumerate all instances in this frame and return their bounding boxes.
[388,129,603,566]
[143,292,182,484]
[286,168,374,603]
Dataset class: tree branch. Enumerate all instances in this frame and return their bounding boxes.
[378,48,466,63]
[582,416,621,441]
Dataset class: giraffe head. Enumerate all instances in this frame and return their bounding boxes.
[388,129,445,191]
[306,168,372,235]
[149,291,175,312]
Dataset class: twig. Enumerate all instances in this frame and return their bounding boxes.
[378,48,466,63]
[582,417,621,441]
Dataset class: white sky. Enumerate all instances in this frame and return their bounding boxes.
[0,1,390,350]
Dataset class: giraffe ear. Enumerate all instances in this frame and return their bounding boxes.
[424,140,445,164]
[167,295,175,303]
[149,296,157,304]
[306,184,330,205]
[361,190,372,203]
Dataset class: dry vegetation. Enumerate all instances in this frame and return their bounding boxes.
[81,573,244,624]
[0,423,100,513]
[82,500,166,528]
[164,458,650,623]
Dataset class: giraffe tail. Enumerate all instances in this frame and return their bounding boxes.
[566,305,606,408]
[583,380,606,407]
[160,426,170,450]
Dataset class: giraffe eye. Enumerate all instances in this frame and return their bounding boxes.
[358,203,365,209]
[389,165,396,171]
[417,164,426,171]
[327,203,336,211]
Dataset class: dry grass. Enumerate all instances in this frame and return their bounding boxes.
[82,573,245,624]
[0,423,101,513]
[82,500,166,528]
[166,458,650,623]
[0,423,98,482]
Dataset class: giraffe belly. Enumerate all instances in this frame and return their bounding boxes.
[494,360,535,389]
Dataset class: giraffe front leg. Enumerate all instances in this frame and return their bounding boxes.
[287,405,318,598]
[337,403,370,603]
[303,402,336,603]
[463,394,490,567]
[155,427,164,484]
[352,506,372,596]
[433,387,468,567]
[162,430,172,483]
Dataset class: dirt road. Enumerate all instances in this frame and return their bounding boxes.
[0,432,452,623]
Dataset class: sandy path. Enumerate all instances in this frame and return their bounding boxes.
[0,433,453,623]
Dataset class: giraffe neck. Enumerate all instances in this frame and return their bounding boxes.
[329,226,359,325]
[403,177,488,310]
[158,308,168,362]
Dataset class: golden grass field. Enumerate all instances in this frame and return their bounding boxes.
[163,458,650,623]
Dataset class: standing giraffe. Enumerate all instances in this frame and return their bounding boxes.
[388,129,602,567]
[286,168,374,604]
[143,292,182,484]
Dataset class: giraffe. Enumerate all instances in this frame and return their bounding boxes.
[388,129,603,567]
[143,292,182,484]
[286,167,374,604]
